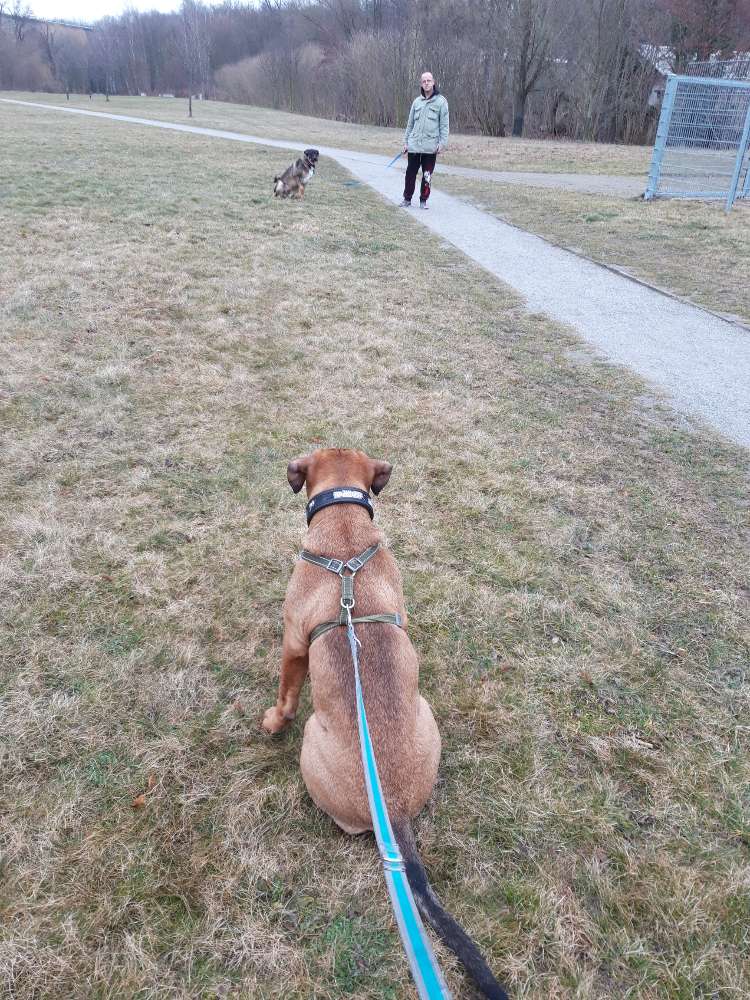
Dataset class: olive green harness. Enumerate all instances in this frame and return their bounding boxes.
[299,543,403,644]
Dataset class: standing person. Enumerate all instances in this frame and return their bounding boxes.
[400,71,449,210]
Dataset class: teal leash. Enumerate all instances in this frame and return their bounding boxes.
[346,612,452,999]
[299,542,451,997]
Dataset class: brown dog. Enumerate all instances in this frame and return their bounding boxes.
[263,448,509,1000]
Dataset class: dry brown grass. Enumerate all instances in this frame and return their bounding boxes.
[1,91,652,176]
[437,175,750,326]
[1,101,749,1000]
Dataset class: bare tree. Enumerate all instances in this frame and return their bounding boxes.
[91,19,119,100]
[662,0,750,65]
[511,0,551,136]
[120,9,147,96]
[10,0,30,43]
[180,0,211,115]
[55,31,89,97]
[460,0,511,137]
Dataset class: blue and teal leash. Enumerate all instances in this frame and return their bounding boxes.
[386,151,404,168]
[346,614,452,999]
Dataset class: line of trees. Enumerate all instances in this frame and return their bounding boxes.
[2,0,749,143]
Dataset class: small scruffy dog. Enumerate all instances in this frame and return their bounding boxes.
[273,148,319,199]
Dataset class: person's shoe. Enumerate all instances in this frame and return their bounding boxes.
[419,200,429,210]
[399,199,412,207]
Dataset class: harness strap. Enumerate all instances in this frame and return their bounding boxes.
[299,543,380,577]
[300,544,399,645]
[310,612,402,645]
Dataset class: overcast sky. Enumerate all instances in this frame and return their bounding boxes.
[30,0,180,23]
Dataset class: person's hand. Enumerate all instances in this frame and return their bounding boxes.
[436,145,443,155]
[402,145,408,154]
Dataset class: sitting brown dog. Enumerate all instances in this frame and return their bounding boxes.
[273,147,319,199]
[263,447,508,1000]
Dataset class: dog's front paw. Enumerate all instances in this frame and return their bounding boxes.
[262,706,291,735]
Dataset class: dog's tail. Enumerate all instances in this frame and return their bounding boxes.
[393,818,509,1000]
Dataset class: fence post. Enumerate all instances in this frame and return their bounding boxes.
[645,74,677,200]
[741,123,750,198]
[725,100,750,210]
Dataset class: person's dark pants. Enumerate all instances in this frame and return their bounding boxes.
[404,152,437,203]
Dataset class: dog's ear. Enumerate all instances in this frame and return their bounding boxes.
[287,455,311,493]
[370,459,392,495]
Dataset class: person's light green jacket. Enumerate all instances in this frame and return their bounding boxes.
[404,90,449,154]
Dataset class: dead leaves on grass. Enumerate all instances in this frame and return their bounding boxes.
[131,773,158,809]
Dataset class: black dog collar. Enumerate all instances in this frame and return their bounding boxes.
[306,487,374,525]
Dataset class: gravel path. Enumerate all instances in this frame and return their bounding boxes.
[4,98,749,450]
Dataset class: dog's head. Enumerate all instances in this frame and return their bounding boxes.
[303,148,319,166]
[287,448,392,498]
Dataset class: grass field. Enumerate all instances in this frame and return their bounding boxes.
[0,91,652,176]
[1,100,750,1000]
[436,176,750,326]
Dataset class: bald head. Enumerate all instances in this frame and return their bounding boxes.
[420,71,434,97]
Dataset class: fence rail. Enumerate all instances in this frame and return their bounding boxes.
[685,57,750,81]
[644,73,750,210]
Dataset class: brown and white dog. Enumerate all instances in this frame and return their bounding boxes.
[263,448,509,1000]
[273,148,319,199]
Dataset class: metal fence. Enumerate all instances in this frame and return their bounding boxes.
[686,57,750,81]
[644,73,750,210]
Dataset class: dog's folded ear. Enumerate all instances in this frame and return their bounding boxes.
[370,460,392,495]
[287,455,310,493]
